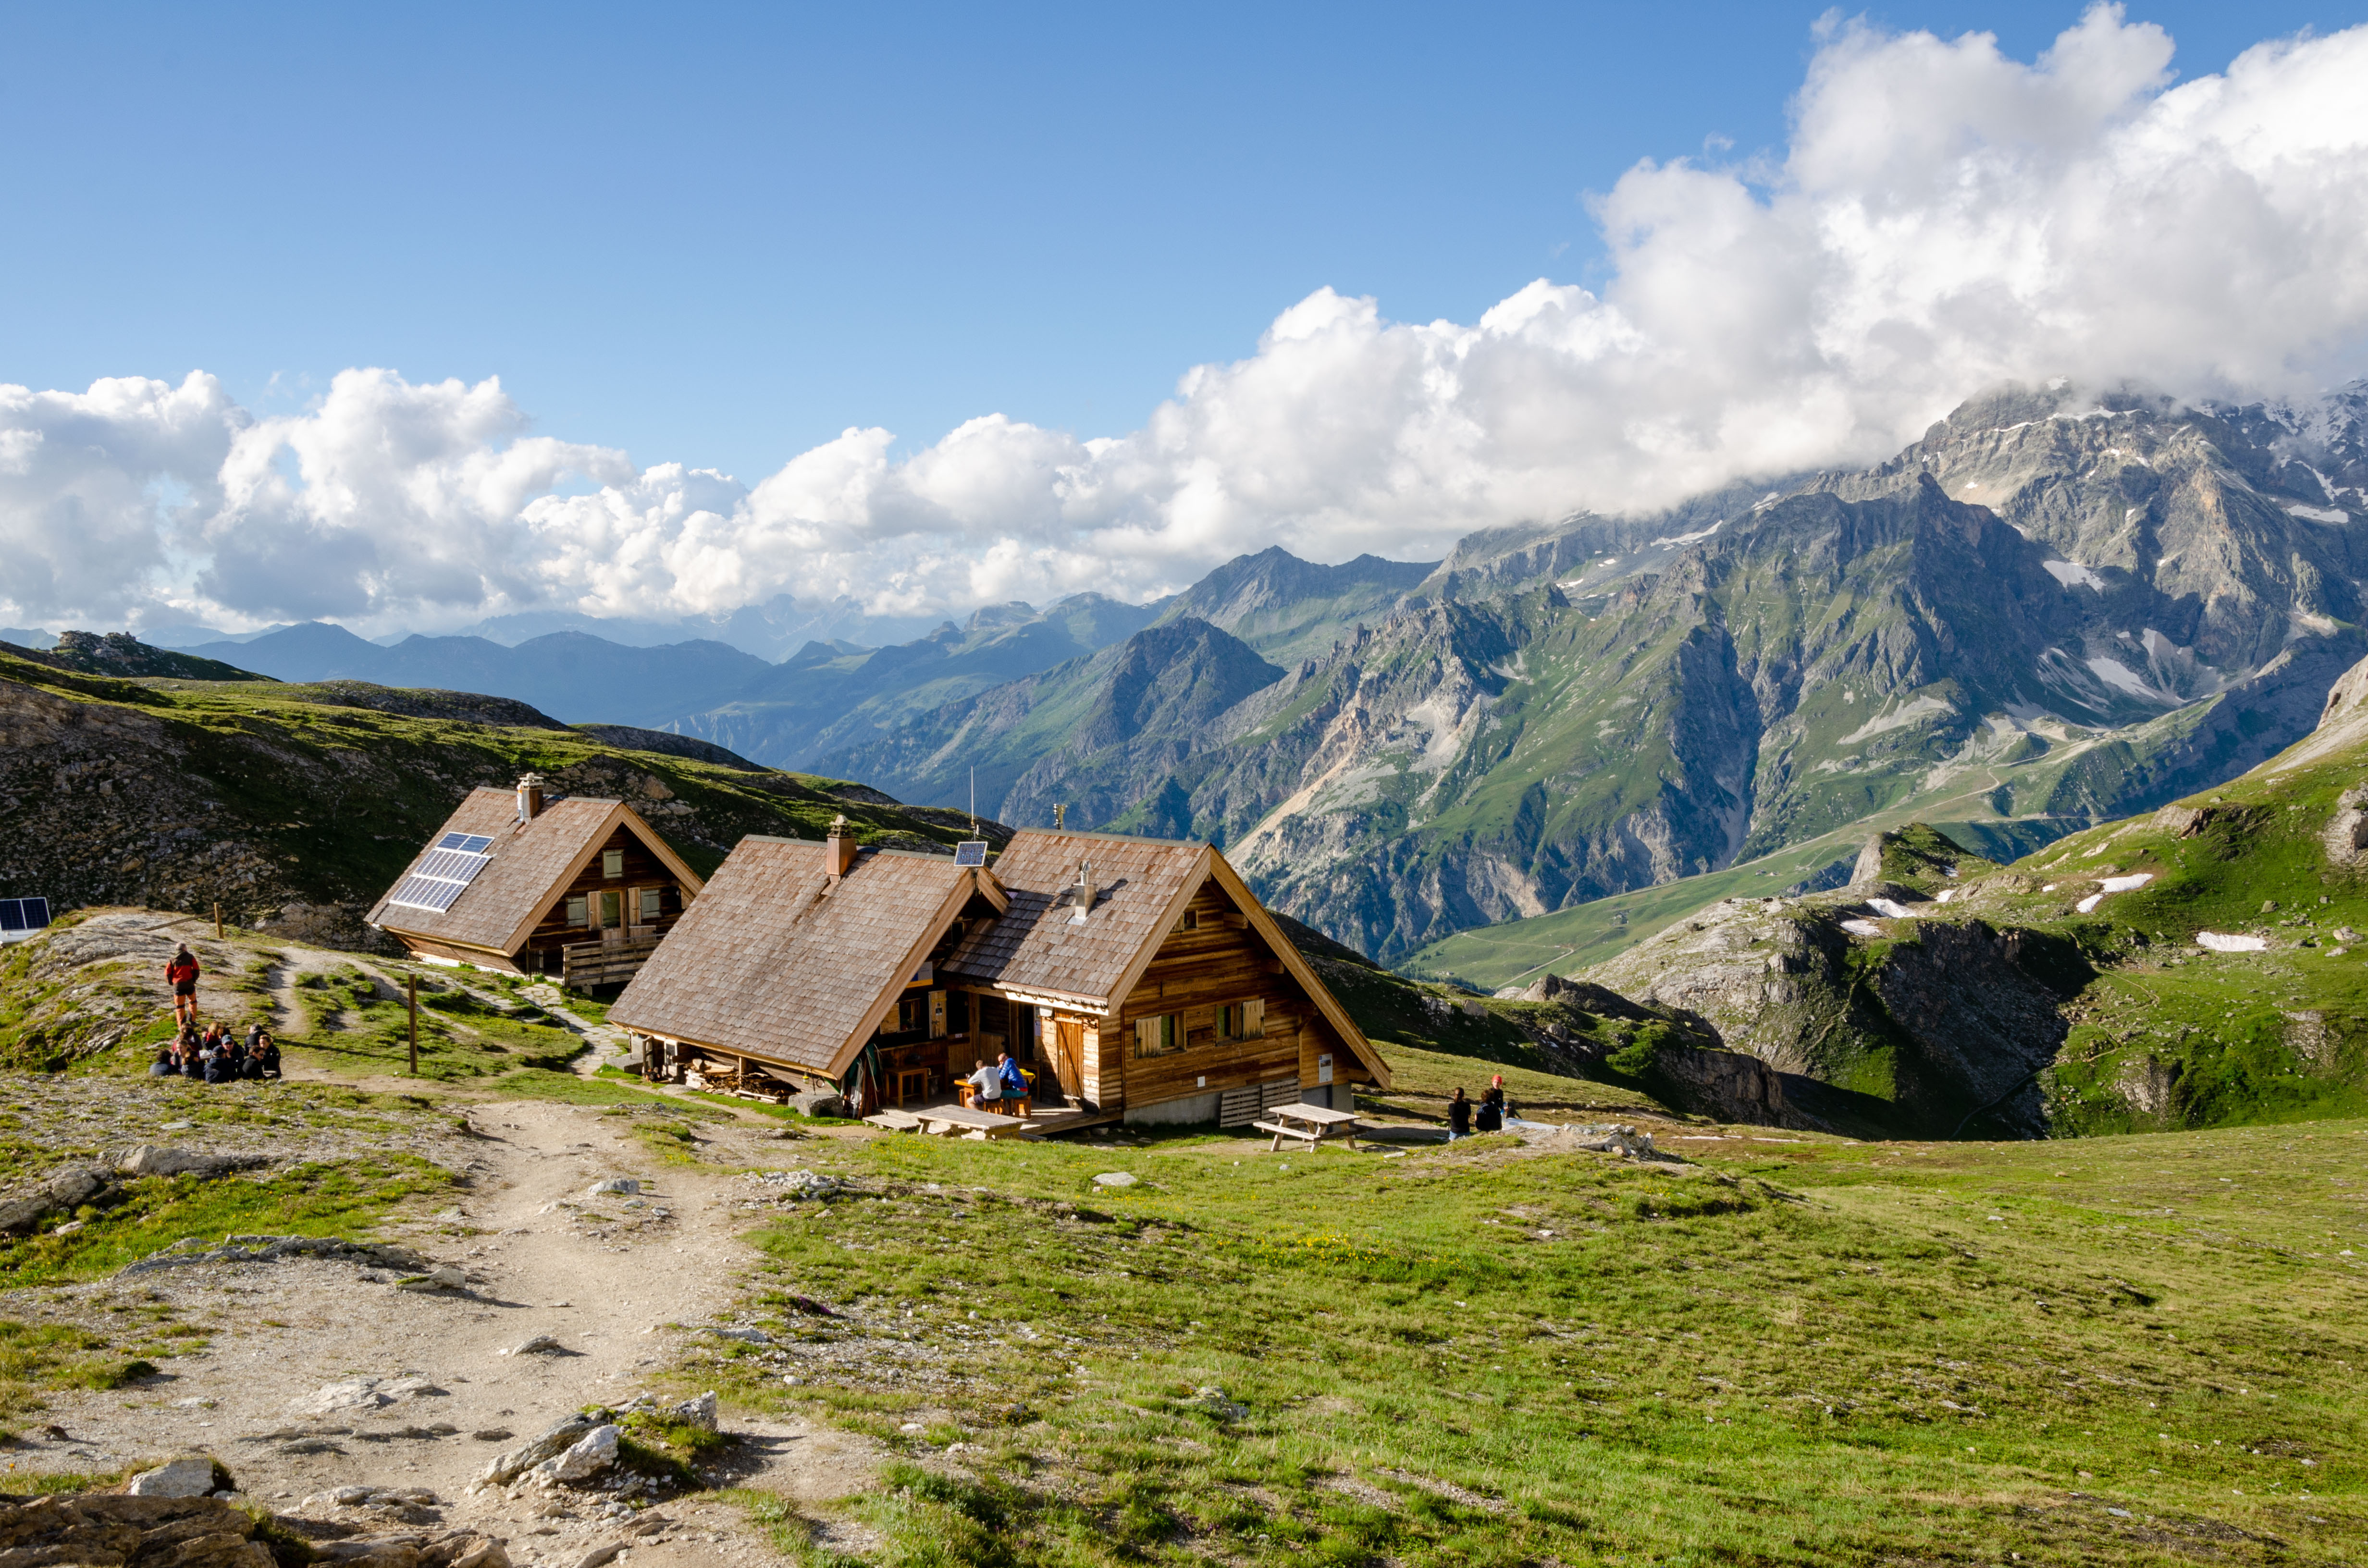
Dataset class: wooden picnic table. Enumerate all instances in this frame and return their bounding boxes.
[1251,1102,1362,1152]
[916,1103,1035,1139]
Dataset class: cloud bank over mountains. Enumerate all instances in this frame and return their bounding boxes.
[6,5,2367,637]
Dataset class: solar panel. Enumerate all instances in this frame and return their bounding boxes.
[386,841,494,913]
[0,898,49,931]
[953,840,988,867]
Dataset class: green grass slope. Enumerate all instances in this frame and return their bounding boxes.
[694,1114,2367,1566]
[0,646,986,931]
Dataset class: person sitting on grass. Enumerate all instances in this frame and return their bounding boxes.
[1474,1080,1504,1134]
[201,1038,233,1085]
[1447,1086,1470,1140]
[243,1025,279,1079]
[166,944,200,1026]
[148,1043,178,1077]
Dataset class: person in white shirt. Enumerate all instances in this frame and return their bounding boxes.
[967,1059,1002,1108]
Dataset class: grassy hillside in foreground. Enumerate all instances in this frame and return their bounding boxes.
[686,1114,2367,1566]
[0,646,989,937]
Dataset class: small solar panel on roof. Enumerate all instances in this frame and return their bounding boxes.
[954,841,988,867]
[387,874,468,912]
[436,832,494,853]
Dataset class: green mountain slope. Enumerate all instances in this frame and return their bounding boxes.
[0,644,992,947]
[1544,656,2368,1138]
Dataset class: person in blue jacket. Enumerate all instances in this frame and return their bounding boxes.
[996,1051,1031,1117]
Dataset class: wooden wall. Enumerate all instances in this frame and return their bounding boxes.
[1106,877,1358,1112]
[520,823,691,968]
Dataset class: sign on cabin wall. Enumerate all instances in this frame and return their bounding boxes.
[930,992,948,1038]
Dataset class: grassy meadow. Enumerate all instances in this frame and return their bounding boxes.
[685,1118,2364,1568]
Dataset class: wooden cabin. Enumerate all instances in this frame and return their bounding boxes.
[610,822,1389,1126]
[366,773,704,986]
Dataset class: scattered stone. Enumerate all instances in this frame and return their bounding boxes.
[0,1164,113,1236]
[472,1427,515,1441]
[480,1413,604,1486]
[1092,1172,1138,1188]
[789,1090,851,1118]
[587,1176,641,1197]
[395,1265,470,1291]
[748,1167,842,1199]
[504,1334,567,1357]
[1186,1385,1248,1420]
[121,1233,427,1276]
[0,1493,281,1568]
[128,1454,230,1496]
[543,1423,620,1482]
[118,1145,273,1178]
[707,1325,773,1346]
[661,1391,718,1432]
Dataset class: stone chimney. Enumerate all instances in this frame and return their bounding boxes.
[1069,859,1097,924]
[826,814,859,877]
[516,773,546,822]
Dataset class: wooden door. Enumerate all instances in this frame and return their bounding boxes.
[1053,1017,1085,1104]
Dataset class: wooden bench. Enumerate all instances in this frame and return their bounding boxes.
[1252,1103,1361,1152]
[920,1104,1035,1139]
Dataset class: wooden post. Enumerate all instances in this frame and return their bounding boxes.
[1055,803,1065,830]
[213,902,223,939]
[407,974,419,1075]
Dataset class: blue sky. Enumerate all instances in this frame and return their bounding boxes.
[4,0,2360,485]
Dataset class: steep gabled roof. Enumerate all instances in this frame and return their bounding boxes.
[940,829,1390,1088]
[609,838,1007,1078]
[939,831,1209,1005]
[365,788,703,956]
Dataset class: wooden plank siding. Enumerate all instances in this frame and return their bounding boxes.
[520,823,691,972]
[1102,878,1371,1114]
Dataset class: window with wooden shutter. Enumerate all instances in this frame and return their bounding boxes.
[565,895,588,927]
[603,849,625,879]
[638,888,662,922]
[1133,1014,1182,1057]
[1218,999,1265,1041]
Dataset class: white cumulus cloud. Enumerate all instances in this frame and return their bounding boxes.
[3,3,2366,637]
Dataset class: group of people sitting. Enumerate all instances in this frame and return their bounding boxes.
[963,1051,1035,1116]
[1445,1076,1512,1138]
[152,1021,281,1082]
[159,941,279,1083]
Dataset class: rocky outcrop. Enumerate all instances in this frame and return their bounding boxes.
[0,1487,499,1568]
[1584,893,2090,1137]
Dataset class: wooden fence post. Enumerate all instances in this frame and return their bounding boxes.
[407,974,419,1075]
[214,902,223,939]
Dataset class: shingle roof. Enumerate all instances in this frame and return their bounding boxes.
[942,829,1392,1089]
[609,838,999,1077]
[366,790,699,956]
[939,830,1209,1004]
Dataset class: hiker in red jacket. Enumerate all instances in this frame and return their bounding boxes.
[165,944,200,1025]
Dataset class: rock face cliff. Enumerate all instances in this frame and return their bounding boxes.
[833,384,2368,963]
[1580,880,2090,1138]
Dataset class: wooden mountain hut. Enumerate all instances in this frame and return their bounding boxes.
[609,821,1388,1127]
[366,773,704,987]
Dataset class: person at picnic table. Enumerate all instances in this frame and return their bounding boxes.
[966,1057,1002,1109]
[1447,1086,1470,1140]
[1474,1079,1505,1134]
[165,944,201,1025]
[995,1051,1030,1116]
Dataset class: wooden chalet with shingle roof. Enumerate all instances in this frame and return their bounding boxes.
[366,774,704,986]
[609,821,1387,1127]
